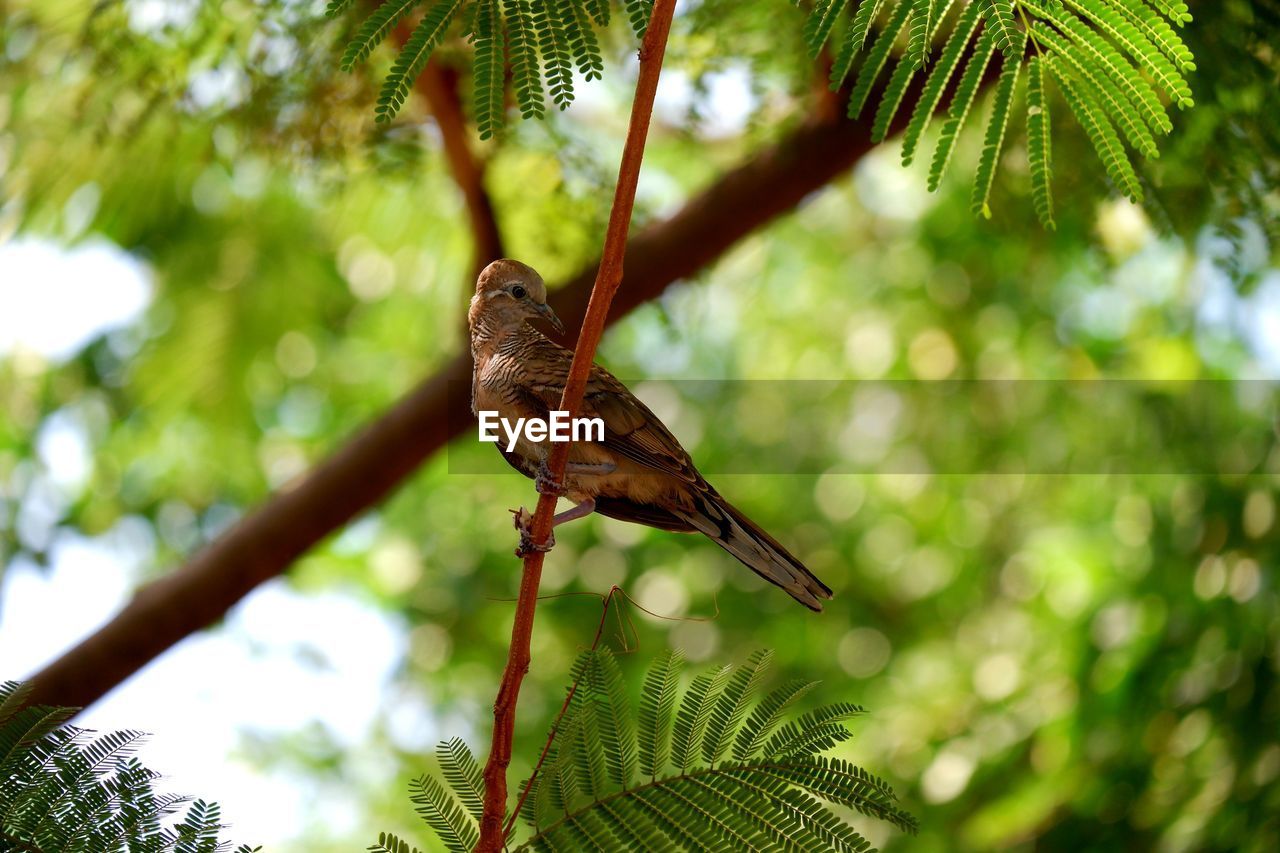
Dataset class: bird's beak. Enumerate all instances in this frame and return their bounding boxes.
[535,302,566,336]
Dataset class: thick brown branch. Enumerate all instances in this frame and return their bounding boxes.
[23,73,929,716]
[475,4,679,848]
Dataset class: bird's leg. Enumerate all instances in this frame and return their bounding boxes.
[534,460,564,496]
[511,507,554,557]
[551,497,596,528]
[534,460,617,495]
[510,498,597,558]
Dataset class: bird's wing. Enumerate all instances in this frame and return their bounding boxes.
[517,349,701,484]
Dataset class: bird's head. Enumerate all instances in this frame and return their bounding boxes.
[469,259,565,336]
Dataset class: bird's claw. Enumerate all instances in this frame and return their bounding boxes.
[511,507,555,557]
[534,461,564,496]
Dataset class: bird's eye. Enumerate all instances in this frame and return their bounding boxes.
[511,285,527,299]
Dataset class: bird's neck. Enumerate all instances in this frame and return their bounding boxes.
[469,309,523,362]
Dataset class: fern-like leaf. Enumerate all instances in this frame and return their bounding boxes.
[436,738,484,822]
[326,0,358,19]
[1027,56,1056,228]
[971,40,1024,217]
[375,0,464,122]
[559,0,605,82]
[408,773,478,852]
[584,0,610,27]
[702,649,772,765]
[530,0,574,109]
[588,649,637,789]
[637,649,682,779]
[803,0,850,59]
[1114,0,1195,73]
[907,0,949,68]
[830,0,886,88]
[1143,0,1191,26]
[984,0,1023,56]
[1031,22,1158,158]
[1050,56,1144,200]
[765,701,866,758]
[670,664,731,773]
[732,679,818,761]
[625,0,655,40]
[340,0,422,72]
[1036,3,1171,133]
[928,27,998,192]
[369,831,424,853]
[504,0,546,120]
[1064,0,1192,107]
[471,0,505,139]
[871,40,922,142]
[848,0,914,119]
[902,0,983,165]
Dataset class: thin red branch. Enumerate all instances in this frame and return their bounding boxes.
[503,587,622,836]
[475,4,679,848]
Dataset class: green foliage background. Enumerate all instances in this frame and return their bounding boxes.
[1,0,1278,850]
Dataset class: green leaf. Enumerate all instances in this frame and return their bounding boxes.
[588,649,638,789]
[470,0,505,139]
[559,0,605,83]
[408,773,479,852]
[732,679,818,761]
[1051,56,1144,201]
[531,0,575,109]
[340,0,422,73]
[504,0,546,120]
[1031,23,1159,158]
[1114,0,1195,72]
[803,0,851,59]
[830,0,885,88]
[848,0,914,119]
[1064,0,1193,107]
[702,649,772,765]
[1027,56,1056,229]
[871,42,921,142]
[436,738,484,822]
[971,41,1024,217]
[671,665,732,773]
[638,649,683,779]
[983,0,1023,56]
[902,0,984,165]
[928,27,998,192]
[625,0,655,40]
[375,0,465,123]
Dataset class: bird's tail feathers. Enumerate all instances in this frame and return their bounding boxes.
[674,490,833,612]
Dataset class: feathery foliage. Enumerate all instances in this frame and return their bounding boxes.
[813,0,1195,225]
[328,0,1197,225]
[0,681,255,853]
[375,649,915,851]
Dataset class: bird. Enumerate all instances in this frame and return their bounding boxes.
[469,258,832,612]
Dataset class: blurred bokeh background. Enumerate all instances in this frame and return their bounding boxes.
[1,0,1278,850]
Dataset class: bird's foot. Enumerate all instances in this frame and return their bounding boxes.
[511,507,555,557]
[534,461,565,496]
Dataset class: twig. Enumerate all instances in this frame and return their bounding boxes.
[502,587,624,836]
[474,2,679,849]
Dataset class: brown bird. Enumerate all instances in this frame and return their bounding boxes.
[469,259,832,611]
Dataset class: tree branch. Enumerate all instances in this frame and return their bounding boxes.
[23,67,940,716]
[475,4,678,847]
